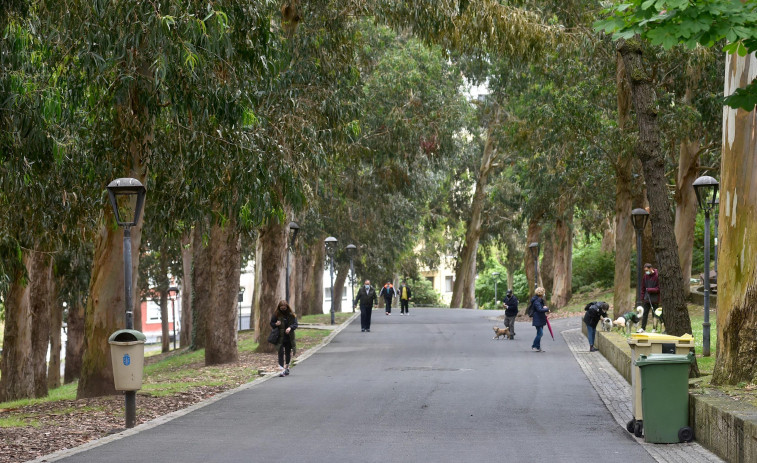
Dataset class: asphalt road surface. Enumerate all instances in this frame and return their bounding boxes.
[51,309,654,463]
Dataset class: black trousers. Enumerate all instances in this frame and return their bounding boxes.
[360,306,373,330]
[400,299,409,313]
[641,300,658,330]
[384,298,392,313]
[278,341,292,367]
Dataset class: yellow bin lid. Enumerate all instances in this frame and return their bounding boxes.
[628,332,694,346]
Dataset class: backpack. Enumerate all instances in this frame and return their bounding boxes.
[526,299,535,318]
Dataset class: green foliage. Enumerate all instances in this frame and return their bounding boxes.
[407,277,444,307]
[572,239,615,293]
[595,0,757,109]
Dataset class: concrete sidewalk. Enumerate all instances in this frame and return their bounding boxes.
[562,324,723,463]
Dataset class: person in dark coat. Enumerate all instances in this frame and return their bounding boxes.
[640,263,660,332]
[398,281,412,315]
[270,300,298,377]
[378,282,397,315]
[502,289,518,340]
[583,301,609,352]
[530,287,550,352]
[354,280,378,332]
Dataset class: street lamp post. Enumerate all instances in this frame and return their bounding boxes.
[168,286,179,350]
[492,272,500,306]
[694,175,719,357]
[106,177,146,429]
[346,244,357,313]
[713,197,719,275]
[528,242,540,291]
[237,287,245,331]
[325,237,338,325]
[286,221,300,303]
[631,208,650,305]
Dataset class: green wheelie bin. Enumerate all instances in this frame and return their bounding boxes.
[634,353,695,443]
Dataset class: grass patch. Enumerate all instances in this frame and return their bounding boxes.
[0,382,77,410]
[558,289,615,314]
[0,415,40,428]
[299,312,353,325]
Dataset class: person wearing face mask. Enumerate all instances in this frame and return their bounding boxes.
[640,263,660,332]
[354,280,378,332]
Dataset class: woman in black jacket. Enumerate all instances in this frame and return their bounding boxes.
[583,301,609,352]
[270,300,298,377]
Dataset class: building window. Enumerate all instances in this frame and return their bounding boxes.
[445,276,454,293]
[325,287,332,300]
[426,276,435,288]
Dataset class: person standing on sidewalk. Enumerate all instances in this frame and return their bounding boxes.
[530,287,549,352]
[398,281,412,315]
[640,263,660,332]
[502,289,518,339]
[270,300,298,377]
[583,301,609,352]
[354,280,378,332]
[379,281,396,315]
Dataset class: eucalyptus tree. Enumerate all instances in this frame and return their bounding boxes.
[597,0,757,384]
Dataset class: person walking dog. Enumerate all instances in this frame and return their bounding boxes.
[354,280,378,332]
[583,301,609,352]
[502,289,518,340]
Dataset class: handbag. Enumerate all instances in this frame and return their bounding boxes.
[267,328,280,344]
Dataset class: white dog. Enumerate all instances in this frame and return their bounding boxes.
[601,317,613,332]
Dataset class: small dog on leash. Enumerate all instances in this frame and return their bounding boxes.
[492,326,511,340]
[600,317,613,332]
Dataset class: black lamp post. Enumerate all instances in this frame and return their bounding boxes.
[237,287,245,330]
[631,208,650,305]
[693,175,719,357]
[106,177,146,429]
[713,197,719,276]
[346,244,357,313]
[325,237,338,325]
[286,221,300,303]
[167,286,179,350]
[492,272,500,305]
[528,242,540,291]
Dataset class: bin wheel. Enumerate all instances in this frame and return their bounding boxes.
[634,420,643,438]
[678,426,694,443]
[626,419,636,434]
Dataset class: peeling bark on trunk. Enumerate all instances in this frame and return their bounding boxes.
[541,230,555,296]
[64,295,85,384]
[30,251,53,398]
[191,223,210,350]
[180,230,193,348]
[618,39,696,365]
[674,138,700,299]
[451,109,501,308]
[253,220,287,352]
[712,52,757,385]
[0,256,34,401]
[48,278,62,390]
[601,217,616,253]
[551,206,574,310]
[297,240,324,316]
[524,216,543,295]
[614,51,636,319]
[205,220,241,365]
[332,262,349,313]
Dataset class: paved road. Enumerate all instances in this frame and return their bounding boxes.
[47,309,656,463]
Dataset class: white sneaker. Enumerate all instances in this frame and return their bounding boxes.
[636,328,645,333]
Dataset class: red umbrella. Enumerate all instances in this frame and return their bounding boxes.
[546,316,555,340]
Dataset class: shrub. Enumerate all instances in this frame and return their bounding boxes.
[407,277,444,307]
[572,241,615,293]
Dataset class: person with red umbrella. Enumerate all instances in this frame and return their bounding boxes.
[529,287,550,352]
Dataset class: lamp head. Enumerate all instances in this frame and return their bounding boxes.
[107,178,146,227]
[324,236,338,256]
[528,242,540,259]
[631,208,649,232]
[693,175,719,212]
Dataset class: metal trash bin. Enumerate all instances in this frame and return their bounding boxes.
[635,353,694,443]
[626,333,694,437]
[108,329,146,391]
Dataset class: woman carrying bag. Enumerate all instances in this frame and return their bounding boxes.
[270,300,298,377]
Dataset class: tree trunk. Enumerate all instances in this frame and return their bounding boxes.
[614,50,636,319]
[674,138,700,299]
[297,240,324,316]
[253,219,287,352]
[0,256,34,401]
[332,262,349,313]
[600,216,616,253]
[64,295,85,384]
[712,52,757,385]
[617,39,696,356]
[48,278,62,390]
[205,219,242,365]
[159,249,170,353]
[30,251,53,398]
[451,108,501,308]
[180,230,193,348]
[191,223,211,350]
[524,216,543,295]
[551,205,573,310]
[541,229,555,296]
